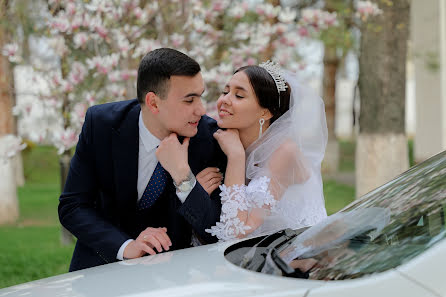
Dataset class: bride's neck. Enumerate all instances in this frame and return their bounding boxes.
[239,122,270,150]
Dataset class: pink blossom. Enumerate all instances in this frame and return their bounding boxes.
[298,27,309,37]
[49,15,71,33]
[86,54,119,75]
[300,9,338,31]
[212,1,226,12]
[54,128,79,154]
[356,1,382,21]
[71,15,83,30]
[51,73,63,87]
[68,62,88,85]
[66,2,77,16]
[73,102,87,119]
[84,92,97,106]
[205,101,218,120]
[108,71,120,82]
[1,43,21,63]
[73,32,89,48]
[246,57,256,65]
[278,7,296,23]
[171,33,185,47]
[95,25,108,38]
[121,70,137,81]
[133,7,143,19]
[256,7,265,16]
[275,23,287,35]
[61,80,74,93]
[0,135,27,160]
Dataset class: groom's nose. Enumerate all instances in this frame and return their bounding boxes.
[195,100,206,116]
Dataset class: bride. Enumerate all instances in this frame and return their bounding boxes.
[205,61,328,241]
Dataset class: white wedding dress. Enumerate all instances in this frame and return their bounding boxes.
[206,71,328,241]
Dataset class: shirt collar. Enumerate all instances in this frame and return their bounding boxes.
[139,112,160,152]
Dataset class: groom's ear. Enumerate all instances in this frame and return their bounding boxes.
[146,92,160,114]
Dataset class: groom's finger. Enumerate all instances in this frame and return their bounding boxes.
[142,234,162,252]
[182,137,190,149]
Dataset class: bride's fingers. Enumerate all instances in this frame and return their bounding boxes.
[198,167,220,179]
[207,181,221,194]
[203,171,222,181]
[206,176,222,188]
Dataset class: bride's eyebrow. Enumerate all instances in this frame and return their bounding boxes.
[230,85,247,92]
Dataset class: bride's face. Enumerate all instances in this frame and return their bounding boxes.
[216,71,268,130]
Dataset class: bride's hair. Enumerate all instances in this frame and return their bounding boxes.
[234,65,291,124]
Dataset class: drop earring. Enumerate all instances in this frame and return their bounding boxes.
[258,118,265,139]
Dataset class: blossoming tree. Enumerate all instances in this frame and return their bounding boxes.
[1,0,378,231]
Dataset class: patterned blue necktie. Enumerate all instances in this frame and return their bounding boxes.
[138,162,168,210]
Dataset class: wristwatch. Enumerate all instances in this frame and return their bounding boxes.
[173,171,196,193]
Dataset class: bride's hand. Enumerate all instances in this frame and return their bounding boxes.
[196,167,223,195]
[213,129,245,159]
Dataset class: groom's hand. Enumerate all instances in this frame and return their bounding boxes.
[123,227,172,259]
[156,133,191,184]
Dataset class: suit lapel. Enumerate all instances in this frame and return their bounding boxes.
[112,104,140,215]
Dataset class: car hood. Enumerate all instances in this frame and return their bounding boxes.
[0,241,325,297]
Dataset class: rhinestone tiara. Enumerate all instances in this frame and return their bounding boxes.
[259,60,288,94]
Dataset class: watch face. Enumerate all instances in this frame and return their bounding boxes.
[179,181,192,192]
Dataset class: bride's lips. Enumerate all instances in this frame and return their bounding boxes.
[219,108,232,117]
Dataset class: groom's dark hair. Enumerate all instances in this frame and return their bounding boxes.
[137,48,201,104]
[235,66,291,124]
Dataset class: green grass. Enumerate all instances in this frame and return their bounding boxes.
[339,140,356,172]
[0,144,356,289]
[0,226,74,288]
[323,180,355,215]
[0,146,74,289]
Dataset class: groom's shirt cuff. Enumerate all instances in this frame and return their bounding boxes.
[117,239,133,260]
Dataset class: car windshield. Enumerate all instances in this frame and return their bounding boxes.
[225,151,446,280]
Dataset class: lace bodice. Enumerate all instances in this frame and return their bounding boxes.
[205,175,328,241]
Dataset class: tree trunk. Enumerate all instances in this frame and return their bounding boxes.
[0,1,19,224]
[59,55,74,245]
[356,0,410,198]
[59,150,74,245]
[0,142,18,224]
[321,46,340,173]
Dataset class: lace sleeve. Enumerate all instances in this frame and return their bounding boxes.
[205,176,276,241]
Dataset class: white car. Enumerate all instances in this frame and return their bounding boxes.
[1,151,445,297]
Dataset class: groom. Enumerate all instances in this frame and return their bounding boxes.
[59,48,225,271]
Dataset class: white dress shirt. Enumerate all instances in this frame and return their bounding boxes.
[117,112,195,260]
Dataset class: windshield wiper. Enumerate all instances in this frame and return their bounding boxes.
[262,247,310,278]
[240,228,303,271]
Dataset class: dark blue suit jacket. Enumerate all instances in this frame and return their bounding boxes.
[58,99,225,271]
